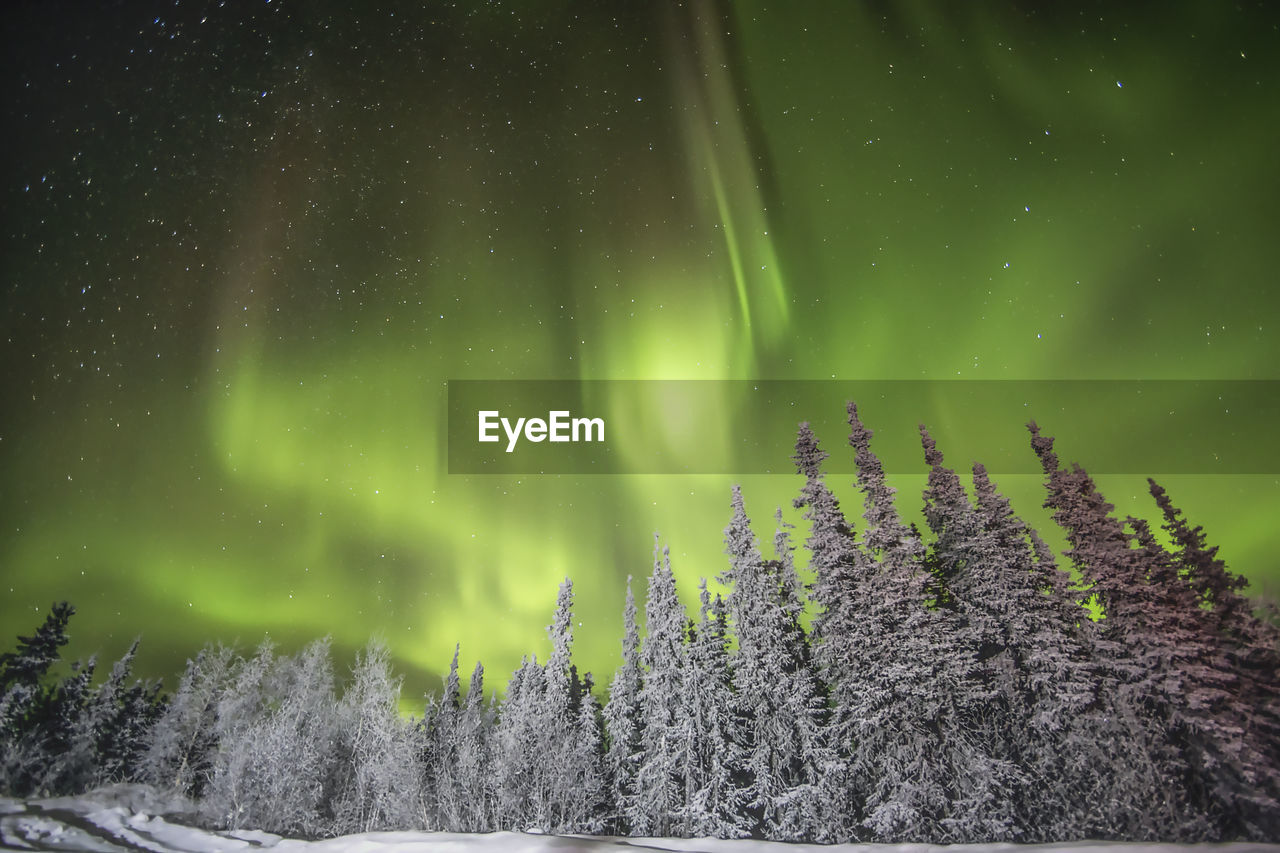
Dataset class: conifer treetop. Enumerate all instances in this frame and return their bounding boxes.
[792,421,829,481]
[0,601,75,693]
[918,423,944,470]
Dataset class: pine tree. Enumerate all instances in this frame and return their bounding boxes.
[533,578,603,833]
[790,422,860,839]
[922,430,1045,835]
[428,644,464,829]
[1129,513,1278,838]
[1029,421,1205,839]
[847,404,1000,843]
[567,687,607,834]
[967,462,1113,839]
[1147,479,1280,837]
[673,579,748,838]
[633,537,687,836]
[0,602,74,697]
[768,513,836,840]
[56,639,163,792]
[81,640,141,788]
[40,655,96,795]
[454,660,494,831]
[0,602,79,796]
[493,654,544,829]
[919,427,1138,839]
[720,488,826,840]
[540,579,574,831]
[603,576,643,834]
[919,425,985,606]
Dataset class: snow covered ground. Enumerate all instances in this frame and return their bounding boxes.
[2,788,1277,853]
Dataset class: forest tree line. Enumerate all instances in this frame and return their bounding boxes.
[1,403,1277,843]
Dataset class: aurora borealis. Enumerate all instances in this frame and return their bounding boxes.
[3,1,1279,701]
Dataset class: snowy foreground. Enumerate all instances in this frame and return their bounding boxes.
[2,788,1277,853]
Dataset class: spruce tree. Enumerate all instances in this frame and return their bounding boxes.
[493,654,544,829]
[57,639,162,792]
[603,576,643,834]
[847,403,1005,843]
[769,511,835,839]
[568,687,607,834]
[40,655,96,795]
[537,578,602,833]
[633,538,686,836]
[673,579,747,838]
[967,462,1114,839]
[1147,480,1280,837]
[720,488,826,840]
[428,644,464,829]
[0,601,74,696]
[790,422,860,839]
[919,429,1043,836]
[847,403,945,840]
[1029,422,1204,839]
[81,640,141,788]
[0,602,79,795]
[541,580,575,831]
[454,660,493,831]
[1128,513,1278,838]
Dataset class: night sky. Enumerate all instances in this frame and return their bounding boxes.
[3,1,1279,700]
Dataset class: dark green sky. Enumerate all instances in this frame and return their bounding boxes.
[3,0,1278,701]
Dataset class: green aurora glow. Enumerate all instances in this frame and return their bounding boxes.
[3,1,1278,701]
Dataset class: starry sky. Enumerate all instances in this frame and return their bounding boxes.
[3,0,1279,701]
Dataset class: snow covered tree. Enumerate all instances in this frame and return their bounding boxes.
[1128,512,1278,839]
[918,426,1130,839]
[846,403,1009,843]
[1029,422,1212,839]
[603,576,643,833]
[228,639,340,837]
[566,686,607,835]
[719,488,826,840]
[0,602,74,698]
[200,640,276,830]
[536,578,604,833]
[84,640,162,787]
[492,654,544,829]
[454,660,494,831]
[673,579,747,838]
[767,512,837,839]
[790,422,861,839]
[140,643,236,798]
[488,579,603,833]
[965,462,1122,839]
[919,425,986,607]
[332,640,423,834]
[539,579,575,830]
[56,639,164,793]
[920,430,1044,834]
[632,537,687,836]
[1148,479,1280,837]
[426,644,464,829]
[37,655,96,795]
[0,601,78,795]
